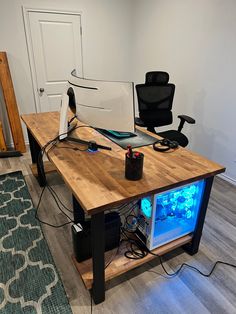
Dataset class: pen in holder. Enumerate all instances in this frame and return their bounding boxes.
[125,145,144,181]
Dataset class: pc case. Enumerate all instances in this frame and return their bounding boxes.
[72,212,121,262]
[135,180,205,250]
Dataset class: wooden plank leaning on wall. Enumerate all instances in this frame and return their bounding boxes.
[0,121,7,151]
[0,52,26,153]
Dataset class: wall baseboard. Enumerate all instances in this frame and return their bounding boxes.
[218,173,236,187]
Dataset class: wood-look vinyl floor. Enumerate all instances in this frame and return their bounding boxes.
[1,149,236,314]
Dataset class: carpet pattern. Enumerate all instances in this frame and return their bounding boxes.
[0,171,72,314]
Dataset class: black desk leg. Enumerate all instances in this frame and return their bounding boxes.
[183,176,214,255]
[72,195,85,223]
[27,129,46,187]
[91,212,105,304]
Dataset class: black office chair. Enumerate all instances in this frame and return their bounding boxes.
[135,71,195,147]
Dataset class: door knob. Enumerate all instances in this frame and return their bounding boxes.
[39,88,44,93]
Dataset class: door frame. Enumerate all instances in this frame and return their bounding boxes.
[22,6,84,112]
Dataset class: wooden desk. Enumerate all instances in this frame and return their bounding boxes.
[22,112,225,304]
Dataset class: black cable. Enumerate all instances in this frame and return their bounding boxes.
[120,210,236,278]
[124,241,148,259]
[105,243,121,269]
[45,186,74,221]
[120,204,135,215]
[37,124,95,178]
[122,221,236,279]
[146,262,168,279]
[44,140,59,156]
[35,186,73,228]
[111,201,133,212]
[35,137,75,227]
[121,228,148,259]
[68,115,76,125]
[119,202,138,218]
[106,201,137,217]
[35,138,76,226]
[46,185,73,213]
[37,124,97,182]
[55,145,88,152]
[37,124,98,180]
[149,253,236,278]
[35,124,96,228]
[37,136,59,184]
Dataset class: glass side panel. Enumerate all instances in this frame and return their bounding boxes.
[153,180,205,248]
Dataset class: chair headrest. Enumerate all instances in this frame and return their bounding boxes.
[145,71,169,85]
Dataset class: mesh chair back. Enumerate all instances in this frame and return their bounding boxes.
[145,71,169,85]
[136,84,175,111]
[136,83,175,127]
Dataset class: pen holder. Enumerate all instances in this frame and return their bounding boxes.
[125,152,144,181]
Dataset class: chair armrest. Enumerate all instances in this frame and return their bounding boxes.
[178,115,195,124]
[177,115,195,132]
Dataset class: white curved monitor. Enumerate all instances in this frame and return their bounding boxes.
[68,70,135,132]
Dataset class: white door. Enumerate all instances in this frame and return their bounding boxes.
[25,10,83,112]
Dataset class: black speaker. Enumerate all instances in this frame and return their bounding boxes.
[72,212,121,262]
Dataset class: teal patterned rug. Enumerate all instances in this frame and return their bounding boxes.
[0,171,72,314]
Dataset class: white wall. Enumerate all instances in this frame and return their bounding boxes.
[0,0,133,141]
[131,0,236,182]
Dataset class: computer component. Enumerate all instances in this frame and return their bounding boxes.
[135,180,206,250]
[72,212,121,262]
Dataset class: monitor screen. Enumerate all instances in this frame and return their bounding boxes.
[68,70,135,133]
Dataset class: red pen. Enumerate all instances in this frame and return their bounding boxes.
[127,145,133,158]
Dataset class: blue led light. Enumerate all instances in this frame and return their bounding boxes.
[139,180,205,249]
[141,197,152,218]
[88,149,98,153]
[155,180,205,222]
[186,210,192,219]
[186,198,194,208]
